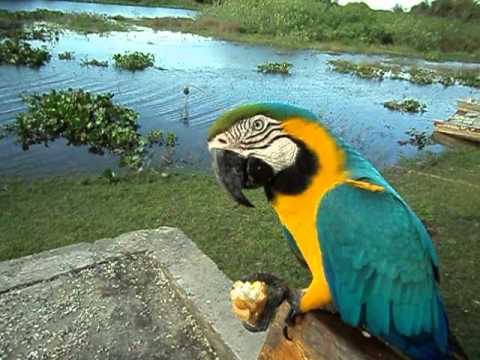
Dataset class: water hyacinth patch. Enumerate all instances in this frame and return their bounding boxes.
[256,61,292,74]
[0,39,51,67]
[2,89,174,170]
[384,99,426,113]
[113,51,155,71]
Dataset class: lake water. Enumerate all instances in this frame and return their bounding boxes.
[0,0,197,18]
[0,7,479,177]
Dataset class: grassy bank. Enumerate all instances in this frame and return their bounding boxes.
[1,149,479,357]
[0,9,128,37]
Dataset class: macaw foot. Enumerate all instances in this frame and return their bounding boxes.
[283,290,303,341]
[237,273,290,333]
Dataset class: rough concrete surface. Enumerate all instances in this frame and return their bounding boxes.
[0,227,265,360]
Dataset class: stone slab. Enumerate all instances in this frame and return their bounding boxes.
[0,227,266,360]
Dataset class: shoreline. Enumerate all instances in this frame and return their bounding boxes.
[128,17,480,64]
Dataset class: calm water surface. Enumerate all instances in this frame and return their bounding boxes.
[0,25,479,177]
[0,0,197,18]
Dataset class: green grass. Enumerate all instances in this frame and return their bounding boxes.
[203,0,480,61]
[0,149,479,357]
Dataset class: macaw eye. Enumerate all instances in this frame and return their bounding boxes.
[253,119,265,131]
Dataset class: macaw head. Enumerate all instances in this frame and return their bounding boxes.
[208,102,324,207]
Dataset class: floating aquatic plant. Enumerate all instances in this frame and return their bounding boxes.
[2,89,175,170]
[0,39,50,67]
[81,57,108,67]
[113,51,154,71]
[398,128,433,150]
[384,99,426,113]
[256,61,292,74]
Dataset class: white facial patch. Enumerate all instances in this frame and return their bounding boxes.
[243,137,298,173]
[208,115,299,173]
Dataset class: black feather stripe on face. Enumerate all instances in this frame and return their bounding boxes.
[264,140,318,201]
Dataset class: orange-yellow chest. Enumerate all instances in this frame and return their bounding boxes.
[271,119,347,276]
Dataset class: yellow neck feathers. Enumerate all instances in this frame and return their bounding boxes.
[271,118,346,300]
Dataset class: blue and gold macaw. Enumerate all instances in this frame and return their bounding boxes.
[207,102,467,360]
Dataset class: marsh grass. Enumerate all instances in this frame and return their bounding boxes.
[0,149,479,357]
[328,59,480,88]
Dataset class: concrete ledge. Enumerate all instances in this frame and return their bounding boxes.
[0,227,265,360]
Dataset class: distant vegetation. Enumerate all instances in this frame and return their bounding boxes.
[256,61,292,74]
[384,99,426,113]
[0,9,127,37]
[0,39,51,67]
[411,0,480,22]
[328,59,480,88]
[198,0,480,61]
[0,89,174,169]
[113,51,155,71]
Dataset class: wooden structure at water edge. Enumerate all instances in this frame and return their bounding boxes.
[258,302,404,360]
[434,99,480,143]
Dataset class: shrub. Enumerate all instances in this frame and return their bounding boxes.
[113,51,154,71]
[0,39,50,67]
[2,89,174,170]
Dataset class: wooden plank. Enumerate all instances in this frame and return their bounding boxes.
[258,302,405,360]
[433,121,480,143]
[457,100,480,113]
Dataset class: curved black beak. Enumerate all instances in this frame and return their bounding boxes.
[211,149,254,207]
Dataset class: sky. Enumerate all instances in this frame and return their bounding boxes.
[337,0,426,10]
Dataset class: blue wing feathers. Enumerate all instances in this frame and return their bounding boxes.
[317,180,451,359]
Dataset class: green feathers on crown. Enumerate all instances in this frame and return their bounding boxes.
[208,102,319,140]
